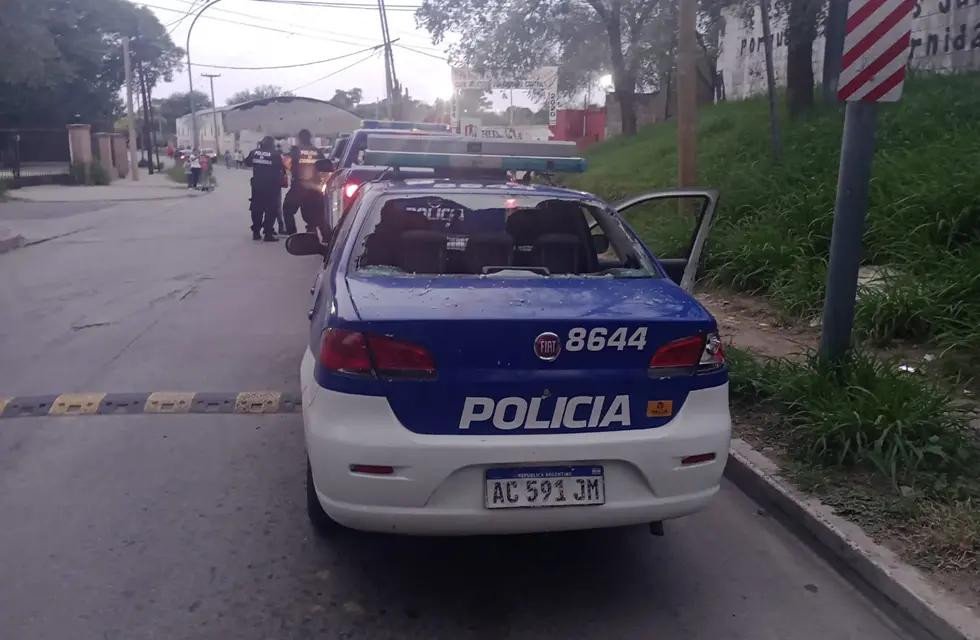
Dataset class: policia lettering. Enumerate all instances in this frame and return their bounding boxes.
[459,395,630,430]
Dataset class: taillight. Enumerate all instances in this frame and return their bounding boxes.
[649,332,725,378]
[367,334,436,378]
[319,329,436,379]
[343,181,359,199]
[320,329,371,375]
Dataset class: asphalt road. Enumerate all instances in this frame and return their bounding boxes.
[0,169,913,639]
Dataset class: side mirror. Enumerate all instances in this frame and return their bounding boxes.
[591,234,610,254]
[315,158,335,172]
[285,232,327,257]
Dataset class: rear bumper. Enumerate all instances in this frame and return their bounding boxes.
[300,349,731,535]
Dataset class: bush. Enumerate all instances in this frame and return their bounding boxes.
[70,161,111,186]
[89,161,111,185]
[727,347,976,487]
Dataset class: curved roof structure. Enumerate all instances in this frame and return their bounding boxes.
[220,96,360,137]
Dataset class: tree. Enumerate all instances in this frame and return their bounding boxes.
[156,91,212,134]
[784,0,822,114]
[329,88,363,110]
[417,0,674,136]
[226,85,293,106]
[0,0,182,129]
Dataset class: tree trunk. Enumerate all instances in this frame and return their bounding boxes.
[617,87,637,135]
[786,0,819,115]
[759,0,783,162]
[822,0,848,103]
[602,1,637,136]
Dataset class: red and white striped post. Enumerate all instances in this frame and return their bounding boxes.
[819,0,914,361]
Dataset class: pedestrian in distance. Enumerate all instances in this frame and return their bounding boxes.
[188,150,202,190]
[224,149,232,169]
[282,129,328,240]
[245,136,284,242]
[235,148,244,169]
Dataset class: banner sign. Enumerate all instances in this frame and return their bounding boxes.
[451,67,559,126]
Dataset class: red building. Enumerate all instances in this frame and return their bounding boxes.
[549,108,606,149]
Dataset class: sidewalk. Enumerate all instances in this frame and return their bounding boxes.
[6,169,205,203]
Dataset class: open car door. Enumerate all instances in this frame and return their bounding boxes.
[612,189,718,292]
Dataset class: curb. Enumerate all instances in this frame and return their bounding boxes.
[0,229,25,254]
[6,192,206,204]
[725,438,979,640]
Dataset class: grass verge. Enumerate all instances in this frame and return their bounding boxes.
[567,72,980,357]
[727,346,980,587]
[166,163,186,184]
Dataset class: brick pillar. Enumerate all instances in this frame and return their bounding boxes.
[67,124,92,165]
[110,133,129,178]
[94,133,114,180]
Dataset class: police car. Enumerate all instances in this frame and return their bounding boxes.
[286,135,730,536]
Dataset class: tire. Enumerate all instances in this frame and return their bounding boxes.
[306,458,340,536]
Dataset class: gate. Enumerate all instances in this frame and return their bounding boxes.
[0,129,71,186]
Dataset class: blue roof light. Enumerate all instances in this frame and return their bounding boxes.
[362,150,587,173]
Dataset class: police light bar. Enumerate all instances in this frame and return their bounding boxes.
[362,150,587,173]
[360,120,451,132]
[367,134,579,158]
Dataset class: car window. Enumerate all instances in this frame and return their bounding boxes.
[350,193,657,278]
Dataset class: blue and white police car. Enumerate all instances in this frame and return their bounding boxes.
[286,134,730,536]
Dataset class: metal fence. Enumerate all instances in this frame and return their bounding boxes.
[0,129,71,184]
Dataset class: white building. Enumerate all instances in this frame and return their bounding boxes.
[717,1,980,100]
[176,96,361,152]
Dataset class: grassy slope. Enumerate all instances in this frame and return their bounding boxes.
[567,72,980,355]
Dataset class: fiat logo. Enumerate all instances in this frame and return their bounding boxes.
[534,332,561,362]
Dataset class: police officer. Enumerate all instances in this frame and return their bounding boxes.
[282,129,328,239]
[244,136,284,242]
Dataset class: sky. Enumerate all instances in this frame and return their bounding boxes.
[136,0,543,111]
[139,0,458,107]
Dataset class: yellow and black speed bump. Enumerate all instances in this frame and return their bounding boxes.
[0,391,302,419]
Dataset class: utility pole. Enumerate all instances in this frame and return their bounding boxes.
[377,0,399,119]
[122,37,139,180]
[759,0,783,163]
[201,73,222,154]
[137,60,155,175]
[677,0,698,187]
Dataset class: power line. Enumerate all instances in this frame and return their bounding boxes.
[249,0,421,11]
[289,49,380,92]
[143,2,378,47]
[160,0,391,48]
[394,43,446,61]
[193,42,385,70]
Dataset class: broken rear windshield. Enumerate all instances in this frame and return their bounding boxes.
[351,193,658,277]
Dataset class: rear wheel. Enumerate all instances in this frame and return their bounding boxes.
[306,458,340,535]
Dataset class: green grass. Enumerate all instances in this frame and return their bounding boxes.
[568,72,980,356]
[166,163,186,184]
[727,346,977,486]
[727,346,980,573]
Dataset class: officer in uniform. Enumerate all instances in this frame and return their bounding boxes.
[282,129,328,239]
[244,136,284,242]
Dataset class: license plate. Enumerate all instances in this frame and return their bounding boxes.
[484,465,605,509]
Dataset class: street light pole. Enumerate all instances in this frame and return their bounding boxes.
[185,0,223,151]
[202,73,222,154]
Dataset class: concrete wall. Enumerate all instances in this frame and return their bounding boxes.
[718,1,980,101]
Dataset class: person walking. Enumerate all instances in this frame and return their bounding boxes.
[282,129,328,238]
[188,150,202,190]
[234,148,244,169]
[244,136,283,242]
[224,149,232,169]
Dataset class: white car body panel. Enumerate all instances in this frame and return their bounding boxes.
[301,349,731,536]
